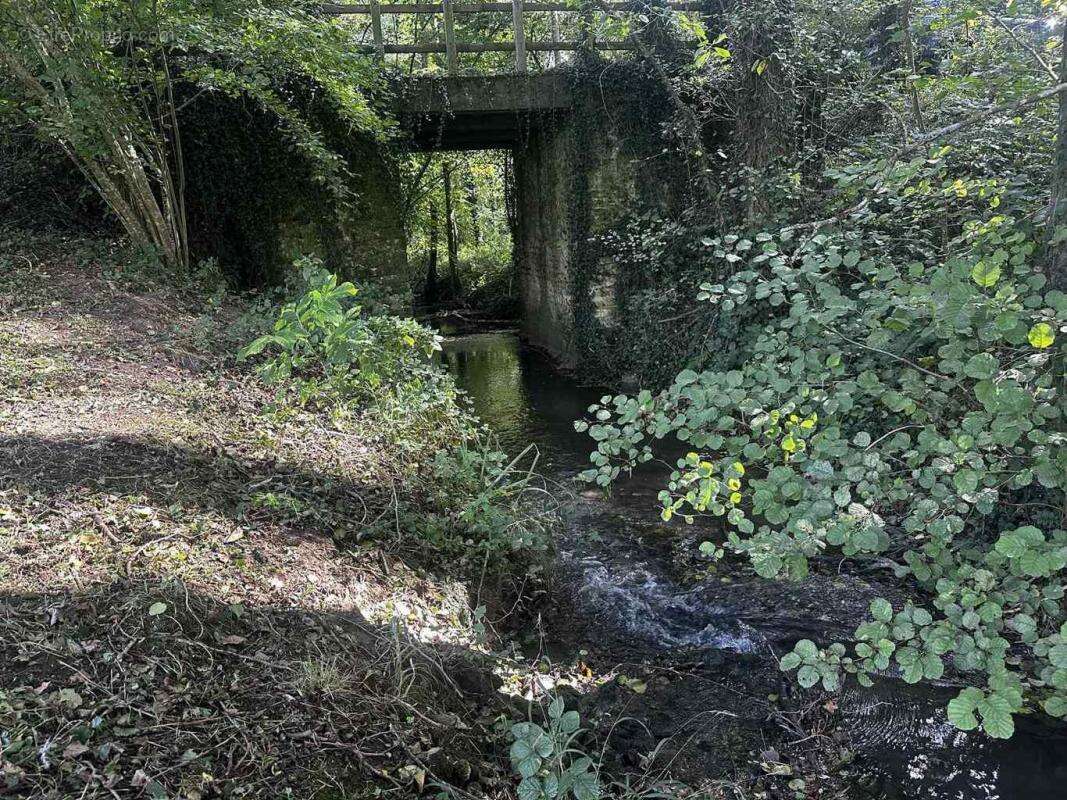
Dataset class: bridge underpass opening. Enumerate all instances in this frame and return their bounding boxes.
[393,68,671,366]
[395,73,584,359]
[407,148,518,321]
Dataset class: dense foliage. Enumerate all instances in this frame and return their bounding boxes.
[579,0,1067,738]
[4,0,1065,768]
[239,258,444,408]
[403,151,517,312]
[0,0,390,269]
[237,258,555,557]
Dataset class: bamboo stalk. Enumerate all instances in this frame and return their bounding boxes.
[550,10,561,67]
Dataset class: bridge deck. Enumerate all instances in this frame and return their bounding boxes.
[394,74,572,150]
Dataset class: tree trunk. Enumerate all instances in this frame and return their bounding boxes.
[732,0,796,223]
[425,198,441,304]
[443,162,461,298]
[466,168,481,246]
[0,4,188,272]
[1048,20,1067,292]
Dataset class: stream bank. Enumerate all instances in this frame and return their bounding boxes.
[440,327,1067,800]
[0,234,524,799]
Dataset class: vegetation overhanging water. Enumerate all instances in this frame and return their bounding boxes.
[441,328,1067,800]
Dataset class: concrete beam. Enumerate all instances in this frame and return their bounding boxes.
[394,74,572,151]
[393,74,572,116]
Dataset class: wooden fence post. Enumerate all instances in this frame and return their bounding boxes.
[511,0,527,74]
[579,0,595,59]
[549,9,560,67]
[370,0,384,59]
[442,0,458,74]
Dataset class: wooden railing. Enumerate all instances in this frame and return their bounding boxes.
[323,1,703,74]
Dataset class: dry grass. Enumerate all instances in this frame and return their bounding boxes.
[0,230,517,799]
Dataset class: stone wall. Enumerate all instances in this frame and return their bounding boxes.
[513,121,575,362]
[182,94,410,305]
[512,68,684,367]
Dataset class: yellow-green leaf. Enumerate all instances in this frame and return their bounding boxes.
[970,260,1001,288]
[1027,322,1055,349]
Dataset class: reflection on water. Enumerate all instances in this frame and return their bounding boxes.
[440,332,604,475]
[439,329,1067,800]
[842,681,1067,800]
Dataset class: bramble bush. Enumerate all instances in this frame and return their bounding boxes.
[576,198,1065,737]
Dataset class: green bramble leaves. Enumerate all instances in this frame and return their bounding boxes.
[947,688,1016,739]
[947,688,983,731]
[869,598,893,623]
[509,700,600,800]
[578,215,1067,738]
[779,639,843,691]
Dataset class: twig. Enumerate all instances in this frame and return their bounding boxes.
[125,531,188,576]
[821,325,950,381]
[318,740,406,789]
[989,11,1058,81]
[784,82,1067,233]
[865,424,923,450]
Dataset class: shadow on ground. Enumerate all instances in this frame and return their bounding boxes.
[0,580,510,799]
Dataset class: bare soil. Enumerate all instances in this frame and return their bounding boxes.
[0,232,516,799]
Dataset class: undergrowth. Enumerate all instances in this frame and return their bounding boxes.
[0,228,554,798]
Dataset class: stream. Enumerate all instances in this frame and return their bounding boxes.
[438,326,1067,800]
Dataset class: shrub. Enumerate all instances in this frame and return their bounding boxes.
[508,698,600,800]
[431,440,556,554]
[239,258,442,409]
[577,212,1065,738]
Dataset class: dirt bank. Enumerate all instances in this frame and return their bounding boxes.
[0,231,521,798]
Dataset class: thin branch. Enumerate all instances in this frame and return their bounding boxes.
[401,153,435,218]
[822,324,950,382]
[785,82,1067,233]
[988,10,1058,81]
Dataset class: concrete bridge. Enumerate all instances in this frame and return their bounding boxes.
[385,68,695,365]
[327,2,702,364]
[394,73,573,149]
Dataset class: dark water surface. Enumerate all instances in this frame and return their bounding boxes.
[440,329,1067,800]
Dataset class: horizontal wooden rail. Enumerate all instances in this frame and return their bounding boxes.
[376,39,634,53]
[323,2,703,13]
[327,0,700,74]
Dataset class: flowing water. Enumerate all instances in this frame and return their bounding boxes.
[439,327,1067,800]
